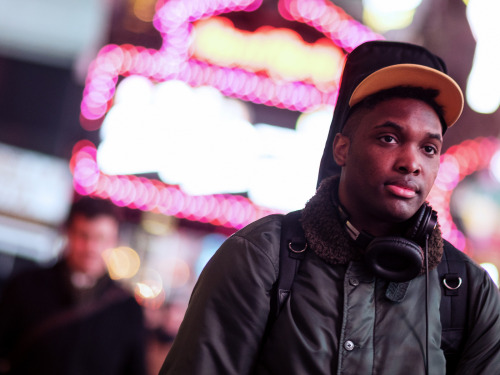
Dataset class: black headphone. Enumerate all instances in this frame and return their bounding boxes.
[337,203,438,282]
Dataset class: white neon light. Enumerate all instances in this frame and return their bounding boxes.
[481,263,499,287]
[491,150,500,183]
[466,0,500,114]
[362,0,422,32]
[97,76,331,211]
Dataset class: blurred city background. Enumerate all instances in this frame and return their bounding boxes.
[0,0,499,371]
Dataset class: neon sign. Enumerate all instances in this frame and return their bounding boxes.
[71,140,277,229]
[75,0,383,230]
[79,0,381,130]
[427,137,500,250]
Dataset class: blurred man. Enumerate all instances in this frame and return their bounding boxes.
[0,196,147,375]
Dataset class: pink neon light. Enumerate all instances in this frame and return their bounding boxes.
[80,0,382,128]
[427,137,500,251]
[70,138,500,237]
[70,142,278,230]
[278,0,382,52]
[74,0,500,245]
[75,0,383,228]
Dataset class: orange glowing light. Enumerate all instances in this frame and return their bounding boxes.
[103,246,141,280]
[192,17,344,89]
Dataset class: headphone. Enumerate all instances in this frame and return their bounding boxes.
[337,203,438,282]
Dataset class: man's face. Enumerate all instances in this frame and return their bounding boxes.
[333,97,442,234]
[66,214,119,278]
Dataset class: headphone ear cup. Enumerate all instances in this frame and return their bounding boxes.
[405,203,437,245]
[365,237,423,282]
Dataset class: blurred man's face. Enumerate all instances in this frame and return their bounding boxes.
[66,214,119,279]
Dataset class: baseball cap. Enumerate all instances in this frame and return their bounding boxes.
[349,64,463,128]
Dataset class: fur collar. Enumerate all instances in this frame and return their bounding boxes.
[301,176,443,275]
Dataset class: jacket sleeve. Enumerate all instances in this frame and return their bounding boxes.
[159,219,280,375]
[455,263,500,375]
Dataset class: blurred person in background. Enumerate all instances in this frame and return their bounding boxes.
[0,196,147,375]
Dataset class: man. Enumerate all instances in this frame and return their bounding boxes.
[159,41,500,374]
[0,196,147,375]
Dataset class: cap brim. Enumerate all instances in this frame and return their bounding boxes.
[349,64,464,128]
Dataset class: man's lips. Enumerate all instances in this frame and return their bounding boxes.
[385,181,419,198]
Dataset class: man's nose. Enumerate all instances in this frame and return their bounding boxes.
[396,147,421,175]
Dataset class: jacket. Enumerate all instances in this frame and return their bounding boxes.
[0,260,147,375]
[160,176,500,374]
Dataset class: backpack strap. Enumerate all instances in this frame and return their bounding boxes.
[437,240,469,374]
[275,210,307,317]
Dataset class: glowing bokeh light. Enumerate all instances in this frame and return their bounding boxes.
[73,0,500,259]
[103,246,141,280]
[80,0,382,128]
[192,17,344,89]
[278,0,381,51]
[490,150,500,183]
[453,191,499,239]
[97,76,333,211]
[71,141,277,230]
[427,137,500,251]
[466,0,500,114]
[75,0,381,226]
[480,263,499,287]
[135,268,163,298]
[72,136,500,247]
[362,0,422,32]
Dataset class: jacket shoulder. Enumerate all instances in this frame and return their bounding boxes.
[234,214,284,236]
[231,214,284,248]
[226,214,284,274]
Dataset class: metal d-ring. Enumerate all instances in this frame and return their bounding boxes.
[443,277,462,290]
[289,242,307,253]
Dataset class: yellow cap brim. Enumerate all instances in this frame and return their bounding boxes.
[349,64,464,128]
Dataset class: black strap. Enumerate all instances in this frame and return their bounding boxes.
[437,241,468,374]
[276,210,307,316]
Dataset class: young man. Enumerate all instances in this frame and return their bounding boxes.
[0,197,147,375]
[159,41,500,374]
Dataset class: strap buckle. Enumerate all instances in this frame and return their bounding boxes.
[288,241,307,254]
[443,273,462,293]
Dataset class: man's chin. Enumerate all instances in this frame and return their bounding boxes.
[382,201,423,224]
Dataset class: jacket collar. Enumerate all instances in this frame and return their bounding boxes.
[301,176,444,275]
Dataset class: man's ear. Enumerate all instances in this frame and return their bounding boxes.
[333,133,350,167]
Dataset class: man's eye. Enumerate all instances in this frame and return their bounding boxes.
[380,135,396,143]
[424,145,438,155]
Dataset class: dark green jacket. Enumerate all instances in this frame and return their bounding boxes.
[160,206,500,374]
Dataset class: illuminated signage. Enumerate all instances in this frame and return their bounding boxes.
[74,0,500,255]
[75,0,382,230]
[79,0,381,129]
[428,137,500,250]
